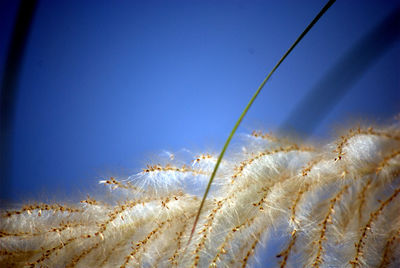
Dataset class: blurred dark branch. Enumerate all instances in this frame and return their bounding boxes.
[0,0,38,205]
[279,6,400,137]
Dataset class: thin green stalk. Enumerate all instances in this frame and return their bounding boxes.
[187,0,336,248]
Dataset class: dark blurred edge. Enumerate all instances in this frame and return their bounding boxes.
[0,0,38,206]
[279,6,400,137]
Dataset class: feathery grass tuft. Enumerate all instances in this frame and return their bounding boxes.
[1,123,400,267]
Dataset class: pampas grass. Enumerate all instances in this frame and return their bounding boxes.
[1,123,400,267]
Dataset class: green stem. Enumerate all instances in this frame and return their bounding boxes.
[187,0,336,248]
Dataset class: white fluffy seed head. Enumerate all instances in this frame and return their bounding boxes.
[1,124,400,267]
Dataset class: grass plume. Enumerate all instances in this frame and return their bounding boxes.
[1,123,400,267]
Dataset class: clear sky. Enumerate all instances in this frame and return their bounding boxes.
[0,0,399,203]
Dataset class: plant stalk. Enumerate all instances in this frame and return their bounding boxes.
[187,0,336,248]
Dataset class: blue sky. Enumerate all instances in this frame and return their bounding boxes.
[0,0,399,203]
